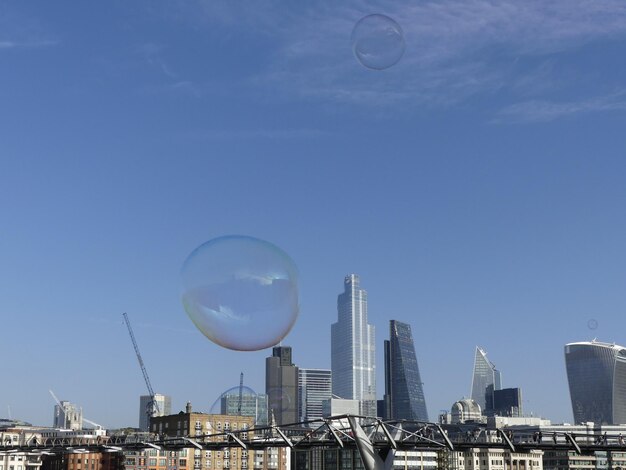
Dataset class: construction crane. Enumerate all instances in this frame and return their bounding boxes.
[237,372,244,415]
[122,312,160,422]
[49,390,102,430]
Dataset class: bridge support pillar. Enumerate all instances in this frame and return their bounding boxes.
[347,416,395,470]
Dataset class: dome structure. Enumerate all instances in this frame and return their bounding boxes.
[451,398,482,424]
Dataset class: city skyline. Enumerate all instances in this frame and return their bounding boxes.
[2,0,626,429]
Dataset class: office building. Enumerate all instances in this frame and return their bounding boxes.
[293,447,439,470]
[384,320,428,421]
[449,448,543,470]
[139,394,172,432]
[565,340,626,425]
[44,452,124,470]
[298,368,332,424]
[219,389,269,427]
[266,346,299,425]
[150,402,255,470]
[331,274,376,416]
[492,388,522,417]
[471,347,501,412]
[53,400,83,430]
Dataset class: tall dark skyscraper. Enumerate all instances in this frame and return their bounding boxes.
[383,320,428,421]
[470,347,501,412]
[331,274,376,416]
[565,340,626,425]
[266,346,299,425]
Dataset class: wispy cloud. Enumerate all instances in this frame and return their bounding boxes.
[134,43,177,79]
[494,91,626,123]
[182,128,331,141]
[146,0,626,120]
[0,39,58,49]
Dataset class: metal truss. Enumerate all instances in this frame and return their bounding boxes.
[2,414,626,470]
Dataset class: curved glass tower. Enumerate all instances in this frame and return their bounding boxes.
[565,341,626,425]
[384,320,429,421]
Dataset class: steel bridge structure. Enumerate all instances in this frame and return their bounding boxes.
[3,415,626,470]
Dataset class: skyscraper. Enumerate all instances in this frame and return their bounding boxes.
[266,346,299,425]
[384,320,429,421]
[470,347,501,412]
[299,368,332,424]
[139,394,172,432]
[565,340,626,425]
[331,274,376,416]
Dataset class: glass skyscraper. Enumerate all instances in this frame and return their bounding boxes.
[331,274,376,416]
[470,347,501,412]
[384,320,428,421]
[298,368,332,424]
[565,340,626,425]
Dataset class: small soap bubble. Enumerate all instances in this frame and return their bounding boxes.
[587,319,598,330]
[267,387,292,413]
[209,385,268,426]
[351,14,405,70]
[181,235,299,351]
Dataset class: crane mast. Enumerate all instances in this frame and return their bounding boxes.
[238,372,244,415]
[122,312,160,419]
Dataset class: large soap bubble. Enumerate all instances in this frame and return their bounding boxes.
[209,385,269,427]
[351,14,405,70]
[181,235,299,351]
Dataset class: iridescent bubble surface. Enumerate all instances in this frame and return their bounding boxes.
[587,319,598,330]
[181,235,299,351]
[208,385,268,426]
[267,387,292,413]
[351,14,405,70]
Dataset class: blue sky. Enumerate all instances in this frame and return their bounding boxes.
[2,0,626,428]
